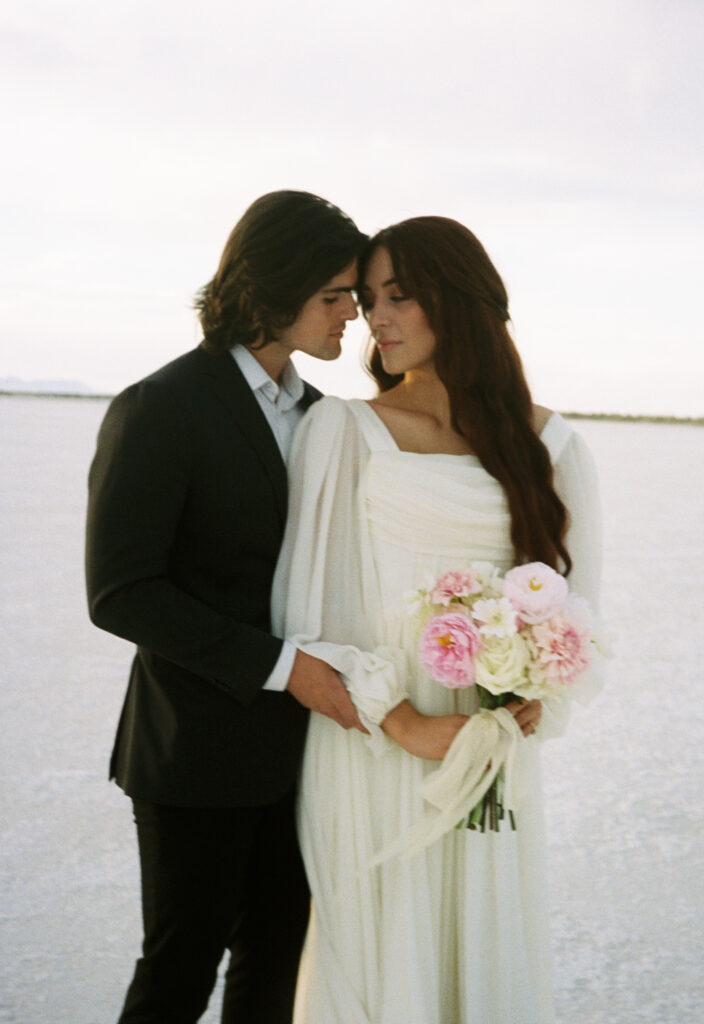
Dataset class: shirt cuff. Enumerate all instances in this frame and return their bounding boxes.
[262,640,297,692]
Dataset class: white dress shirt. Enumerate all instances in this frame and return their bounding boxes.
[230,345,305,692]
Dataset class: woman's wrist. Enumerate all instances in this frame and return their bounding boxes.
[382,700,470,760]
[381,699,421,745]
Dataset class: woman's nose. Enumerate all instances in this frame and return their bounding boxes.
[368,304,388,330]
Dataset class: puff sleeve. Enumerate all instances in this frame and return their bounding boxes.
[538,416,606,740]
[271,398,409,750]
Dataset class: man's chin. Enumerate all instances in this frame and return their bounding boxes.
[318,342,343,361]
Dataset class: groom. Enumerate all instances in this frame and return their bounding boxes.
[86,191,367,1023]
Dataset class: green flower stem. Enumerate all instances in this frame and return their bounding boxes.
[463,685,519,833]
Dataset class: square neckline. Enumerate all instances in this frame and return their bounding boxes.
[350,399,557,458]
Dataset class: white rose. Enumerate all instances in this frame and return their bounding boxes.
[474,633,531,696]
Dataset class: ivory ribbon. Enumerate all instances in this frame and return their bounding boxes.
[369,707,523,867]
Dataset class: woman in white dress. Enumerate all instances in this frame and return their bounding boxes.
[272,216,602,1024]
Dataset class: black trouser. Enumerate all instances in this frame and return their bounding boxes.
[117,787,310,1024]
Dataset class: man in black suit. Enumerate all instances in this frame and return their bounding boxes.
[86,191,367,1023]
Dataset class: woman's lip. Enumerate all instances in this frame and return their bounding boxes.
[377,340,400,351]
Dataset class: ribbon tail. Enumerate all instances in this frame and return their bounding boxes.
[369,708,522,868]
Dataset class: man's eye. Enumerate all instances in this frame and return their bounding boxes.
[323,297,338,305]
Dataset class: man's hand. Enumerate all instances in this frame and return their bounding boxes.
[287,650,368,733]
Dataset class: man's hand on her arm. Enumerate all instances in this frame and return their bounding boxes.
[286,650,368,733]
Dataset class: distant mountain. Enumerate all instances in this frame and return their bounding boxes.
[0,376,100,396]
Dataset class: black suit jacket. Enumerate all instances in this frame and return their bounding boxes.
[86,345,318,807]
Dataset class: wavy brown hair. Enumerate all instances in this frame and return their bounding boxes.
[360,216,571,573]
[195,191,367,352]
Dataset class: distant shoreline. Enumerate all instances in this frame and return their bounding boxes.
[1,390,702,426]
[560,411,703,426]
[1,390,115,401]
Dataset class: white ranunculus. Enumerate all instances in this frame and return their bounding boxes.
[472,597,518,638]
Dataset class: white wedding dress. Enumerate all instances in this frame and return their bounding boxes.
[272,397,602,1024]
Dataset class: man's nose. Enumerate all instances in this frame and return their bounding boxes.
[343,295,359,320]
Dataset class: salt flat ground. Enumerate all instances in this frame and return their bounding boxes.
[1,395,702,1023]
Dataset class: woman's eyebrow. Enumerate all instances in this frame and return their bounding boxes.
[359,277,396,292]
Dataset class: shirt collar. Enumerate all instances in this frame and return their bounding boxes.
[231,344,304,410]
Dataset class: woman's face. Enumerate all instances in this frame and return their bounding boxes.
[361,246,437,377]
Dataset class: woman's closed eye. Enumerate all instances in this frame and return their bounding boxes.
[359,293,408,313]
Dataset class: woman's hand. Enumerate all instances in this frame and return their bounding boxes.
[381,700,469,761]
[504,698,542,737]
[381,697,542,761]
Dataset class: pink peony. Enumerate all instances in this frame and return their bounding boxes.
[431,569,482,606]
[418,612,483,688]
[503,562,568,624]
[531,614,591,687]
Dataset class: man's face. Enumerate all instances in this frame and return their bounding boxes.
[276,261,359,361]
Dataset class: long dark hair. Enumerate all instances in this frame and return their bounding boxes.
[195,191,367,352]
[360,216,571,573]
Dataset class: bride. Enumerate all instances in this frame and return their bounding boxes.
[272,216,602,1024]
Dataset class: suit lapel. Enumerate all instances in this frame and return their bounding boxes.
[196,347,289,523]
[300,380,323,412]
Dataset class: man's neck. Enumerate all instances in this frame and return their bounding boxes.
[245,340,290,383]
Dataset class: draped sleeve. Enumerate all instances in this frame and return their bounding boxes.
[537,414,606,740]
[271,397,410,752]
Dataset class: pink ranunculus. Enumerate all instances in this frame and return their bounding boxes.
[430,568,482,606]
[503,562,568,624]
[418,612,483,688]
[531,613,591,687]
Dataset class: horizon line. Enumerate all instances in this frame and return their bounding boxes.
[1,389,702,426]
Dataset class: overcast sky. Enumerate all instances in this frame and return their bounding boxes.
[2,0,702,414]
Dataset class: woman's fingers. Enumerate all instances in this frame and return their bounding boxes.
[505,699,542,737]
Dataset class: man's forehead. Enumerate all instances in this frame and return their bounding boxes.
[321,262,358,292]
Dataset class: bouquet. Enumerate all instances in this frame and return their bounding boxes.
[408,561,599,832]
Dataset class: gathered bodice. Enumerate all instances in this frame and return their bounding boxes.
[365,450,513,563]
[349,400,516,580]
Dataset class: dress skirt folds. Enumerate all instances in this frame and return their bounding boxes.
[272,398,603,1024]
